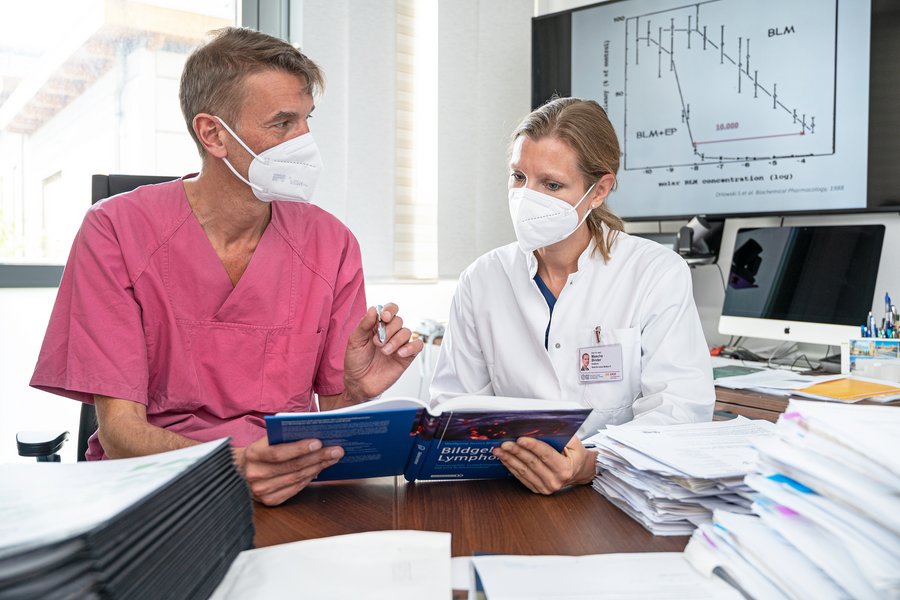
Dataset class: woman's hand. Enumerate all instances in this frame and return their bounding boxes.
[492,435,598,495]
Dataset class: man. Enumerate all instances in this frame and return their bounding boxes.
[30,28,422,506]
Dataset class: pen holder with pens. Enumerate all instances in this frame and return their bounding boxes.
[841,338,900,383]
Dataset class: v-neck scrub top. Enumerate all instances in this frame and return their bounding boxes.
[430,231,715,438]
[31,178,366,460]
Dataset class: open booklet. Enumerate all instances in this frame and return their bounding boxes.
[265,396,591,482]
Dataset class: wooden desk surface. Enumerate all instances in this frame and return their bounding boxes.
[715,385,900,422]
[253,477,688,557]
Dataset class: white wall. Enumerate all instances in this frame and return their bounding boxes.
[436,0,532,278]
[0,289,80,464]
[293,0,397,279]
[293,0,532,280]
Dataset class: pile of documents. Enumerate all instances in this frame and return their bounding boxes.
[685,400,900,599]
[712,358,900,403]
[587,417,778,535]
[713,366,839,397]
[0,439,253,600]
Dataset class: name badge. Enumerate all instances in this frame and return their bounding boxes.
[578,344,623,383]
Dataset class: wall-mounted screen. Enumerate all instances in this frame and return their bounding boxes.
[719,224,885,346]
[533,0,899,220]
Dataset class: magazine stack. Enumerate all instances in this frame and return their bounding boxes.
[0,439,253,600]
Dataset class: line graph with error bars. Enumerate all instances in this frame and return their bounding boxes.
[622,0,837,171]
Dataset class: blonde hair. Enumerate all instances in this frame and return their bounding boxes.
[511,97,624,261]
[179,27,325,156]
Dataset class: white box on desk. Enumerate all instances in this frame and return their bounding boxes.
[842,338,900,382]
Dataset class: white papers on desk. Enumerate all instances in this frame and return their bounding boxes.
[684,400,900,599]
[603,417,777,479]
[586,417,777,536]
[713,369,842,396]
[470,553,742,600]
[210,530,451,600]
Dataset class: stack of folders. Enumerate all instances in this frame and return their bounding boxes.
[0,439,253,600]
[685,400,900,599]
[587,417,778,535]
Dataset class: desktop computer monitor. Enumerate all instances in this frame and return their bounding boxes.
[718,224,885,347]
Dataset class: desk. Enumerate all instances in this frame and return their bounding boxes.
[254,477,689,557]
[715,386,900,422]
[715,387,787,421]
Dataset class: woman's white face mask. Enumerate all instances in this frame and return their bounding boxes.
[216,117,323,203]
[508,182,596,253]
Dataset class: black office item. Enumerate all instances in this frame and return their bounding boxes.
[719,224,885,346]
[0,440,252,600]
[677,226,693,256]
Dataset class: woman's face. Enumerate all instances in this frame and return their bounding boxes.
[509,135,591,210]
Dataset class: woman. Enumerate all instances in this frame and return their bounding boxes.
[430,98,714,495]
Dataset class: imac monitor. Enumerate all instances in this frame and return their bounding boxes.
[719,224,885,346]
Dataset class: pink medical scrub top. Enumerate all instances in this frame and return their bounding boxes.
[30,177,366,460]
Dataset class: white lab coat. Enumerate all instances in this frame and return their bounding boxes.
[430,230,715,438]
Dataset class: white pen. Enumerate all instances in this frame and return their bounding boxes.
[376,304,387,344]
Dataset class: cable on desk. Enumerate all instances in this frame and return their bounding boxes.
[789,354,815,371]
[714,261,727,293]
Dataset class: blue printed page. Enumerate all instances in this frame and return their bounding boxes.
[411,408,591,481]
[266,408,424,480]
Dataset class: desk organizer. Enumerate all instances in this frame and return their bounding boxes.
[842,338,900,382]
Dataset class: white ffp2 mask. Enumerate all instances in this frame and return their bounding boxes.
[217,117,323,203]
[508,183,596,252]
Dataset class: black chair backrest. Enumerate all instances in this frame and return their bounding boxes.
[91,174,178,205]
[77,174,179,461]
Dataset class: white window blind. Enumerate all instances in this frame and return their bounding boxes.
[394,0,437,280]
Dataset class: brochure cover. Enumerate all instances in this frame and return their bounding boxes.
[265,396,591,482]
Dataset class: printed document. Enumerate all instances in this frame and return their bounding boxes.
[603,417,777,479]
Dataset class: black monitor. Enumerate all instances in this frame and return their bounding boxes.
[719,224,885,346]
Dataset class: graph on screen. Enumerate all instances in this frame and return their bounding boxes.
[623,0,835,170]
[569,0,870,219]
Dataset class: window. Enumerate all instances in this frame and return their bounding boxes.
[0,0,236,271]
[394,0,438,280]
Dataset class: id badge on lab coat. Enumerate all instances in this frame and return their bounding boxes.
[578,344,623,383]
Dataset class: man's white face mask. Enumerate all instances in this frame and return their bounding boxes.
[216,117,323,203]
[508,182,596,252]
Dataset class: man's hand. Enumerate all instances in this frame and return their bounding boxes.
[491,435,598,495]
[342,303,425,403]
[233,436,344,506]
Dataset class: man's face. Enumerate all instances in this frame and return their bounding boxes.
[224,69,316,172]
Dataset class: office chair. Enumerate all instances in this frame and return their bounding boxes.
[17,174,178,462]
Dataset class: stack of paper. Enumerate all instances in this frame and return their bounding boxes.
[713,368,841,397]
[0,440,253,600]
[587,417,778,535]
[685,400,900,599]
